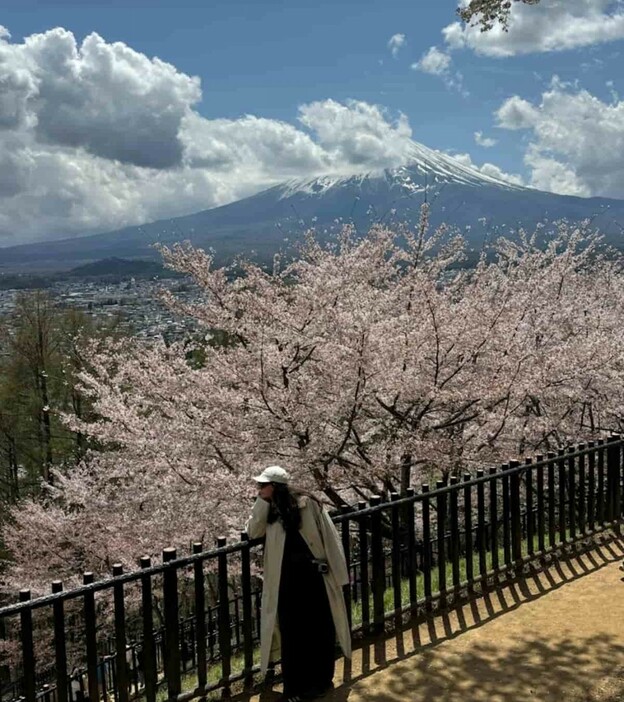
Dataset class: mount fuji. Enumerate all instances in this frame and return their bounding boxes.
[2,142,624,272]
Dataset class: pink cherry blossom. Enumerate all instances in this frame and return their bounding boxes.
[3,212,623,607]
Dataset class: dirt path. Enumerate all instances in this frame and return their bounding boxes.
[251,535,624,702]
[331,536,624,702]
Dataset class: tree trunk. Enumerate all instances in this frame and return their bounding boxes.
[9,436,19,501]
[39,369,53,483]
[400,453,412,494]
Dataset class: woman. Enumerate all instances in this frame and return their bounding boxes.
[246,465,352,702]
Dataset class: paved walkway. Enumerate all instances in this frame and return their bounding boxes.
[251,534,624,702]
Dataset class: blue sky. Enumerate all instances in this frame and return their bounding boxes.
[1,0,624,244]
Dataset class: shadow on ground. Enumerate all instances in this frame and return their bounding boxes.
[243,534,624,702]
[333,633,624,702]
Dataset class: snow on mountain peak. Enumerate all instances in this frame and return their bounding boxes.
[276,140,526,199]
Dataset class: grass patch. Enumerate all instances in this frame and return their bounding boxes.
[149,648,261,702]
[350,528,576,627]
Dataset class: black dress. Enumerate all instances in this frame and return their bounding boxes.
[278,526,336,698]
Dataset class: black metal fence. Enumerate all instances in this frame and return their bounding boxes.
[1,437,623,702]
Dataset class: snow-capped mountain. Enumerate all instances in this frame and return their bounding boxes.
[2,146,623,272]
[277,141,525,198]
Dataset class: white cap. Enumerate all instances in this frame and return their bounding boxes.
[253,465,290,484]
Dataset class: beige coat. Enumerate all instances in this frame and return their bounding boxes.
[245,496,352,674]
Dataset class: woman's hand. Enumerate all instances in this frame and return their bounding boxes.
[257,483,274,502]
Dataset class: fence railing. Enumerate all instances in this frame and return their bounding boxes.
[1,436,623,702]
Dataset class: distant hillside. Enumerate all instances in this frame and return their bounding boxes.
[0,273,55,291]
[66,257,176,278]
[0,258,180,290]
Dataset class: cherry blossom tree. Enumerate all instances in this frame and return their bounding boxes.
[3,210,624,600]
[458,0,541,31]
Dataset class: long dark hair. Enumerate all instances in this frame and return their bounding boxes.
[267,483,320,531]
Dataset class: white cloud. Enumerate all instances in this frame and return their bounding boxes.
[411,46,467,95]
[297,99,413,168]
[474,131,497,148]
[0,137,249,245]
[451,152,525,186]
[182,112,330,174]
[496,96,541,129]
[387,33,406,58]
[443,0,624,57]
[0,27,429,245]
[606,79,620,102]
[412,46,451,75]
[524,148,591,198]
[3,27,202,168]
[496,79,624,198]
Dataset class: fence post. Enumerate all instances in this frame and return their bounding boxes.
[568,446,577,540]
[238,535,254,690]
[536,456,545,553]
[51,582,68,702]
[390,493,403,615]
[19,590,36,702]
[597,440,606,524]
[82,573,99,702]
[369,496,385,634]
[617,438,623,525]
[463,474,474,587]
[217,537,232,694]
[449,477,460,590]
[489,467,499,571]
[509,461,522,563]
[192,543,208,694]
[357,501,370,633]
[587,442,596,532]
[436,480,447,601]
[545,453,555,548]
[405,488,417,610]
[476,470,487,577]
[163,548,181,700]
[140,557,157,702]
[421,485,432,610]
[340,507,353,631]
[606,435,621,524]
[558,449,566,543]
[112,564,129,702]
[613,435,622,524]
[501,465,511,565]
[578,444,586,535]
[525,458,534,555]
